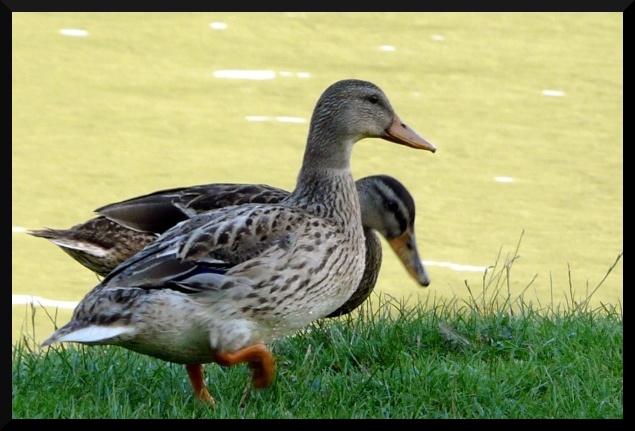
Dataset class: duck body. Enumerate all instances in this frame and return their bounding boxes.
[48,178,367,356]
[40,79,436,405]
[31,175,431,318]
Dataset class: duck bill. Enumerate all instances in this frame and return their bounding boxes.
[387,230,431,287]
[383,115,437,153]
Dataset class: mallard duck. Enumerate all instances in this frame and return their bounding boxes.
[30,175,431,318]
[40,79,437,406]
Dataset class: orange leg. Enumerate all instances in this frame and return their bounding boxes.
[185,363,216,406]
[215,343,276,389]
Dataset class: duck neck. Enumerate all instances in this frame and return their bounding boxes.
[289,135,362,231]
[300,122,356,170]
[291,168,363,233]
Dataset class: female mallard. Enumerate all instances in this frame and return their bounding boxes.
[30,175,431,317]
[40,79,437,406]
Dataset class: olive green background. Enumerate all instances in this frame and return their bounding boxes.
[12,12,623,344]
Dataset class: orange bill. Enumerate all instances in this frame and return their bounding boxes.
[387,229,431,287]
[383,114,437,153]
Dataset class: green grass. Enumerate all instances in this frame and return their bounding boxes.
[12,242,623,419]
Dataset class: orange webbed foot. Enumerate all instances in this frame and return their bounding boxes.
[215,343,276,388]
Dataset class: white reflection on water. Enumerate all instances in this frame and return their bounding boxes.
[13,295,78,310]
[494,177,514,183]
[279,71,310,78]
[423,261,488,273]
[245,116,306,123]
[214,70,276,80]
[59,29,89,37]
[213,70,310,80]
[542,90,565,97]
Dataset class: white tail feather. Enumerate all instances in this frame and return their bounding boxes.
[44,325,131,346]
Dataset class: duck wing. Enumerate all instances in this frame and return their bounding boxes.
[100,203,306,294]
[96,183,290,234]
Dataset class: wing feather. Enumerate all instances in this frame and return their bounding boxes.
[100,203,306,293]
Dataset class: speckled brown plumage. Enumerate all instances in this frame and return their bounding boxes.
[40,79,437,406]
[30,176,431,317]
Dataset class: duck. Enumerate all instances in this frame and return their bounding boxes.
[40,79,437,406]
[30,174,431,318]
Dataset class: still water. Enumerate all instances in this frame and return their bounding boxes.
[12,13,623,344]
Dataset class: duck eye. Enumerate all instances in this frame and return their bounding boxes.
[367,95,379,104]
